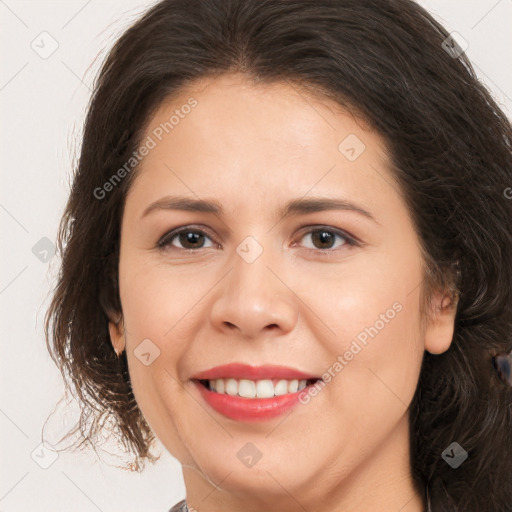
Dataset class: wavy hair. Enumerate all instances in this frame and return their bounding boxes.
[45,0,512,509]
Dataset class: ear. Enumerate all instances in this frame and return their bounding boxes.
[424,290,458,355]
[108,313,126,356]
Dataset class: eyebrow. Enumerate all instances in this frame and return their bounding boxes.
[141,195,378,223]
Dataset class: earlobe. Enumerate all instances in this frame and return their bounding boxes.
[108,317,126,357]
[424,291,458,355]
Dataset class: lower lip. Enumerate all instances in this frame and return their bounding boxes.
[193,380,311,422]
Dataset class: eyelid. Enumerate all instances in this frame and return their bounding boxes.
[293,224,360,248]
[156,224,218,249]
[156,223,362,254]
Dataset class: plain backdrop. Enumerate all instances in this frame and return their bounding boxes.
[1,1,511,511]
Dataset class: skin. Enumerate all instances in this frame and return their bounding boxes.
[109,72,457,512]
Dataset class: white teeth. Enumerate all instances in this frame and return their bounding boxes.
[225,378,238,396]
[207,378,310,398]
[215,378,225,394]
[274,379,289,396]
[256,379,275,398]
[238,379,256,398]
[288,379,299,393]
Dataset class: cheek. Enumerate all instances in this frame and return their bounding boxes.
[322,290,423,381]
[303,246,423,348]
[116,259,187,417]
[117,258,200,455]
[118,255,221,388]
[119,257,196,340]
[332,300,423,427]
[308,247,424,402]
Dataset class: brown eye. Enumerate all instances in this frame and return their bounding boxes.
[157,227,215,250]
[309,230,339,249]
[299,227,356,251]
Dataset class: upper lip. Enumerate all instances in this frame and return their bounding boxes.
[191,363,322,381]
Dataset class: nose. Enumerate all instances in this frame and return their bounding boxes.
[209,244,299,339]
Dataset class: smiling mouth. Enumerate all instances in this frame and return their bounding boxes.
[196,377,322,399]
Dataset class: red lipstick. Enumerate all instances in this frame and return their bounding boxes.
[191,363,320,381]
[191,363,322,422]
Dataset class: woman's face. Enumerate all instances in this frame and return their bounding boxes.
[110,73,455,511]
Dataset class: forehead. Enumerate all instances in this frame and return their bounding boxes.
[142,72,381,158]
[126,72,399,219]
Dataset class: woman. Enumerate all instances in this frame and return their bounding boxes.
[45,0,512,510]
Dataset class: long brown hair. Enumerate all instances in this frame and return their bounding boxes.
[45,1,512,509]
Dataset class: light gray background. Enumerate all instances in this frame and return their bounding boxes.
[1,1,511,511]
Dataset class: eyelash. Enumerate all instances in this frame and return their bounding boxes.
[156,224,360,254]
